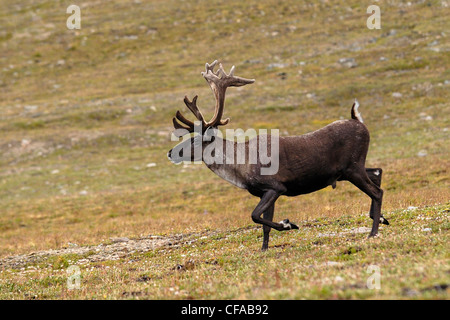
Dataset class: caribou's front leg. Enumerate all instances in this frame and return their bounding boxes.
[262,204,274,251]
[252,190,298,250]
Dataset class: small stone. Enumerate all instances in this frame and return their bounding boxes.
[24,105,38,111]
[21,139,31,147]
[338,58,357,68]
[266,63,289,70]
[387,29,397,36]
[417,150,427,157]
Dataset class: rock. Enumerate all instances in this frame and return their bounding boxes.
[338,57,357,68]
[325,261,343,267]
[417,150,427,157]
[244,59,262,64]
[21,139,31,147]
[123,35,138,40]
[392,92,402,98]
[419,113,433,121]
[350,227,371,234]
[385,29,397,37]
[266,63,289,70]
[24,105,38,111]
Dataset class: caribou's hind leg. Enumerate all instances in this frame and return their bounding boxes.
[366,168,389,225]
[346,168,384,237]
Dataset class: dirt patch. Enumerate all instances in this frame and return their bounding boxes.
[0,234,190,270]
[0,226,260,270]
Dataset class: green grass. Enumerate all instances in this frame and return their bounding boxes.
[0,0,449,299]
[0,205,448,299]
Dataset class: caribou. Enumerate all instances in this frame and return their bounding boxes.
[168,60,388,250]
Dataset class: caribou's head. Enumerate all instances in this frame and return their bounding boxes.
[167,60,254,164]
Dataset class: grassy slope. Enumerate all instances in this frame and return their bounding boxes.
[0,0,448,299]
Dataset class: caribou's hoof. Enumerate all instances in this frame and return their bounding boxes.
[279,219,299,230]
[368,232,379,238]
[380,216,390,225]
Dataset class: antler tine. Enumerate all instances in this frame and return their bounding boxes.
[229,65,235,76]
[183,95,205,123]
[204,60,218,75]
[172,95,207,134]
[175,110,195,128]
[216,63,227,79]
[172,117,192,131]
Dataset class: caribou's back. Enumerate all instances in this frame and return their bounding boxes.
[246,119,370,197]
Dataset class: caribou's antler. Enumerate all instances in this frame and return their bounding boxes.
[172,60,255,135]
[202,60,255,128]
[172,95,204,132]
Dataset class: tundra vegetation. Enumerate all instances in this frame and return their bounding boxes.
[0,0,448,299]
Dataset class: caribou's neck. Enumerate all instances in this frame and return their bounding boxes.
[202,137,249,190]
